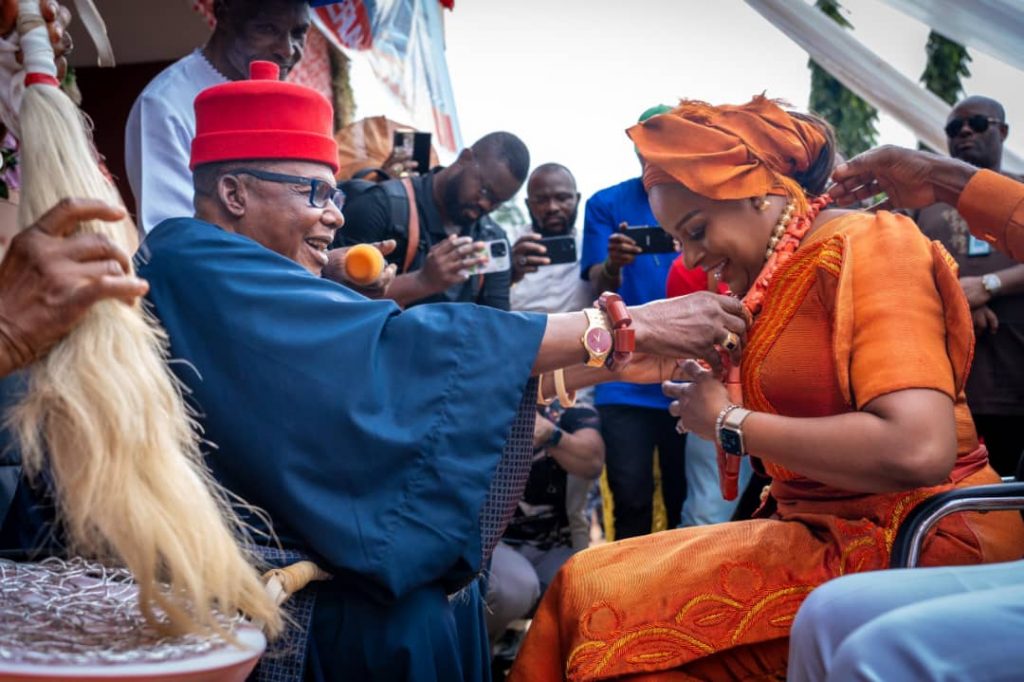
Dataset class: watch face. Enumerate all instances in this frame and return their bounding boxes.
[719,428,742,456]
[586,327,612,354]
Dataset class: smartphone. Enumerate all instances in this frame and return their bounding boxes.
[464,239,511,275]
[392,130,432,174]
[625,225,677,254]
[537,235,577,265]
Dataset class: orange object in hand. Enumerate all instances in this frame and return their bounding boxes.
[344,243,385,285]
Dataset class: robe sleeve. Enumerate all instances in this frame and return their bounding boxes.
[136,219,547,601]
[957,169,1024,263]
[829,211,971,410]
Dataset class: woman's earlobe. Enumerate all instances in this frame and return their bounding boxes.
[754,196,770,212]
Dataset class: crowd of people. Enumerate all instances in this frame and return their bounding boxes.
[2,0,1024,680]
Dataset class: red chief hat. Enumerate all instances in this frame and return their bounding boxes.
[190,61,338,172]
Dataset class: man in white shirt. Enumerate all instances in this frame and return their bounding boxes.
[509,163,594,314]
[125,0,310,235]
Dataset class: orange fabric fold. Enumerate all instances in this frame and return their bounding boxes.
[630,95,826,214]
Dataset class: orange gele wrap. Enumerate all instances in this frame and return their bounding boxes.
[344,243,385,285]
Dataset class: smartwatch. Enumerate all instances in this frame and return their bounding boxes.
[717,406,753,457]
[546,426,563,449]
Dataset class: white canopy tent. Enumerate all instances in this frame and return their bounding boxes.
[745,0,1024,173]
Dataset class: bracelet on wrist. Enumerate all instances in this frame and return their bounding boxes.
[598,292,635,371]
[554,367,577,407]
[536,373,555,406]
[601,260,621,281]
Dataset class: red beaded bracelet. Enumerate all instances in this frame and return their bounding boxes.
[597,292,635,371]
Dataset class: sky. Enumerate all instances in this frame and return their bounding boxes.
[348,0,1024,222]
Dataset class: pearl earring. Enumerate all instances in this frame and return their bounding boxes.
[758,197,771,212]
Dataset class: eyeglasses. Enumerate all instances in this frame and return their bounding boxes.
[226,168,344,209]
[470,158,500,207]
[944,115,1004,138]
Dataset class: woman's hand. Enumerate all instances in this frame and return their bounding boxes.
[630,291,747,372]
[664,359,730,440]
[613,353,686,385]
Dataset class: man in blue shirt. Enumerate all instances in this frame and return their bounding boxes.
[580,104,686,539]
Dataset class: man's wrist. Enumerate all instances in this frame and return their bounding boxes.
[933,157,978,207]
[602,260,621,280]
[982,273,1003,298]
[628,304,650,355]
[0,316,32,377]
[412,269,444,296]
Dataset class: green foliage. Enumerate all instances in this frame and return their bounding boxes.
[807,0,879,158]
[921,31,971,106]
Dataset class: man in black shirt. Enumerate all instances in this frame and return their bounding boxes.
[335,131,529,309]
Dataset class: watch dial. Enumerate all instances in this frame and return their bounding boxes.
[586,328,612,354]
[719,429,742,455]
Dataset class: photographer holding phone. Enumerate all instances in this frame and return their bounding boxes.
[336,131,527,310]
[510,163,593,312]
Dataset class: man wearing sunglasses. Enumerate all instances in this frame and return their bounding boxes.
[914,95,1024,477]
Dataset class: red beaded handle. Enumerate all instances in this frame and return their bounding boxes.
[597,292,634,371]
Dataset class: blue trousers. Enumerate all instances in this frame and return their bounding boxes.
[788,560,1024,681]
[679,434,752,526]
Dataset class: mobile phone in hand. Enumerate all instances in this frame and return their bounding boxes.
[463,239,511,275]
[392,130,432,173]
[536,235,577,265]
[625,225,676,254]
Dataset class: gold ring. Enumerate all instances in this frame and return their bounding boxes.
[721,331,740,352]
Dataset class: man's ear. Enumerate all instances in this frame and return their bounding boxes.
[999,123,1009,143]
[217,175,248,218]
[456,148,475,167]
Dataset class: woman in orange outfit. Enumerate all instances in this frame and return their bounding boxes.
[510,98,1024,681]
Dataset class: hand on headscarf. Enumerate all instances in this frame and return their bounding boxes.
[829,145,976,211]
[0,198,148,377]
[664,359,729,441]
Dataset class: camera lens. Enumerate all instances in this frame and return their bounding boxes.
[491,242,507,257]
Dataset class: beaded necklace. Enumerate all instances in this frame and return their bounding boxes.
[715,193,832,500]
[742,194,832,320]
[722,194,833,403]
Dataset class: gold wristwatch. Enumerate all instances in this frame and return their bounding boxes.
[581,308,613,368]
